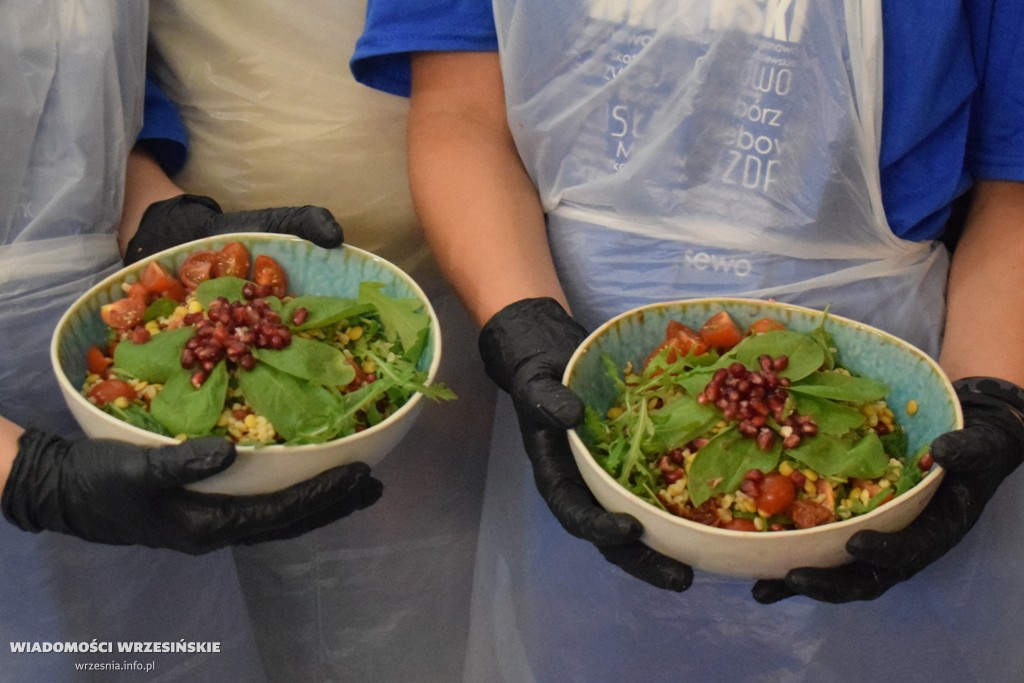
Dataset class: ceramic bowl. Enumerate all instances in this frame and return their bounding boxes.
[52,233,441,495]
[563,298,960,579]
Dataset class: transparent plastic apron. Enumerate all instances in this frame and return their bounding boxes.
[464,1,1024,681]
[0,4,262,680]
[147,3,495,680]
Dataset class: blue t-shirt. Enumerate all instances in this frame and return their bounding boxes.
[138,72,189,176]
[351,1,1024,242]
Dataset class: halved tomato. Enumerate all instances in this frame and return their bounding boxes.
[178,251,219,289]
[253,255,288,298]
[213,242,251,279]
[643,320,710,369]
[100,297,146,329]
[88,379,136,406]
[748,317,787,335]
[140,261,186,302]
[86,345,112,375]
[699,311,744,352]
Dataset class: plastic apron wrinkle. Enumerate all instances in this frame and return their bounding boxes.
[465,2,1023,681]
[0,3,262,680]
[147,3,495,680]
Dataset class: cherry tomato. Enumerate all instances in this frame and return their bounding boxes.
[126,282,149,302]
[755,472,797,516]
[100,297,146,330]
[748,317,787,335]
[214,242,251,279]
[86,345,112,375]
[140,261,186,302]
[253,255,288,298]
[720,518,758,532]
[344,356,372,392]
[699,311,744,352]
[644,320,709,369]
[88,379,136,406]
[178,251,219,289]
[789,500,836,529]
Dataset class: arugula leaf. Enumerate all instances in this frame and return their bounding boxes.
[252,337,356,387]
[150,362,228,436]
[789,371,889,402]
[358,281,430,361]
[688,426,780,507]
[194,276,249,307]
[237,363,344,442]
[113,327,193,383]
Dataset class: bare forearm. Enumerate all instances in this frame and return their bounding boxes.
[117,147,184,257]
[408,52,567,327]
[940,181,1024,385]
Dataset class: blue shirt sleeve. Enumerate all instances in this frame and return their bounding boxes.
[350,0,498,97]
[138,72,188,176]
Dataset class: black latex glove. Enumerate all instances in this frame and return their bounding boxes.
[753,376,1024,604]
[2,428,382,554]
[479,297,693,591]
[123,194,344,265]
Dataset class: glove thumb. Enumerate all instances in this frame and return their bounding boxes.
[520,376,585,429]
[929,424,1014,473]
[143,438,237,489]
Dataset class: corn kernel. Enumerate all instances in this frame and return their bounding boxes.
[754,516,765,531]
[244,414,259,429]
[187,299,203,314]
[145,320,161,334]
[849,487,862,501]
[801,468,819,482]
[346,326,364,341]
[113,396,130,409]
[879,479,892,489]
[906,400,919,416]
[606,406,624,420]
[778,461,794,476]
[174,433,188,442]
[361,360,376,375]
[804,480,817,495]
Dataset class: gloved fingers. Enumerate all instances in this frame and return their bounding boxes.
[845,475,978,570]
[597,542,693,592]
[143,438,238,490]
[753,562,904,603]
[211,206,344,249]
[929,424,1014,472]
[520,421,642,545]
[123,194,222,265]
[168,461,381,550]
[516,375,585,430]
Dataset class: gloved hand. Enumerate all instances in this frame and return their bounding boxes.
[2,428,382,554]
[123,194,344,265]
[752,376,1024,603]
[479,297,693,591]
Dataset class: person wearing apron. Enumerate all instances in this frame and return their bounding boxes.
[144,2,498,679]
[353,1,1024,681]
[0,3,380,680]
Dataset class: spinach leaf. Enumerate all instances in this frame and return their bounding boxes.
[280,296,373,331]
[194,276,249,307]
[149,361,228,436]
[789,371,889,402]
[237,363,343,442]
[645,395,720,454]
[787,431,889,479]
[252,337,356,387]
[113,327,193,383]
[726,330,825,380]
[143,297,178,322]
[792,393,866,436]
[688,427,780,507]
[106,402,173,437]
[358,281,430,360]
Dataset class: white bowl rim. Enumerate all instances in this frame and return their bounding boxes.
[51,233,443,452]
[563,296,962,540]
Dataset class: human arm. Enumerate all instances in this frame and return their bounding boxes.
[754,181,1024,603]
[407,51,691,590]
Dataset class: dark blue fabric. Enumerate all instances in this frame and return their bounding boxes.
[351,1,1024,241]
[138,72,188,176]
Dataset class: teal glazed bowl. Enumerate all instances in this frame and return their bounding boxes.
[563,298,961,579]
[52,233,442,495]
